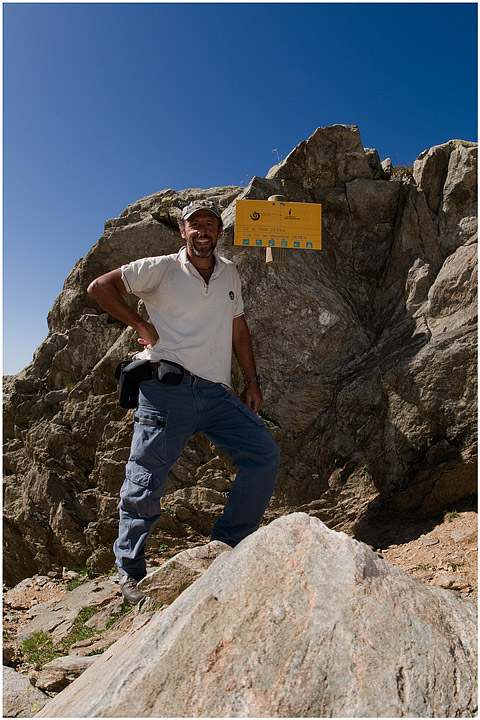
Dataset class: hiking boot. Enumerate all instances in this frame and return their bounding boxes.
[119,574,146,605]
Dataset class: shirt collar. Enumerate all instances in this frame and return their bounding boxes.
[177,246,224,266]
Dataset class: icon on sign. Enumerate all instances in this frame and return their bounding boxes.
[306,242,313,249]
[281,240,287,247]
[243,239,250,245]
[250,211,260,221]
[268,239,275,246]
[255,239,263,246]
[294,242,300,248]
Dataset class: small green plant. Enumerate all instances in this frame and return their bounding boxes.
[163,507,175,516]
[89,641,115,656]
[59,606,99,651]
[157,544,169,553]
[333,454,346,467]
[105,604,132,630]
[452,139,476,149]
[66,566,101,591]
[359,466,371,479]
[66,575,86,591]
[74,605,99,624]
[448,560,465,572]
[65,381,75,392]
[22,631,60,667]
[391,165,413,180]
[444,510,460,523]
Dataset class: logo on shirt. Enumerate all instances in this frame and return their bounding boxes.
[229,291,235,301]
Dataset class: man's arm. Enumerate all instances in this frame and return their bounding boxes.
[232,314,262,414]
[87,269,159,348]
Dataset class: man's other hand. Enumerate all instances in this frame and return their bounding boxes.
[245,382,263,414]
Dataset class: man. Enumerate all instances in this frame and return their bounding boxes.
[87,199,280,604]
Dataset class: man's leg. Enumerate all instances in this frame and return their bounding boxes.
[114,462,167,581]
[114,375,197,580]
[199,382,280,547]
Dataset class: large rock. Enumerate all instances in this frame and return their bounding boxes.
[3,126,477,584]
[36,514,477,718]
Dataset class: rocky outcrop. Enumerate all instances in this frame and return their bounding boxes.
[36,513,478,718]
[3,125,477,584]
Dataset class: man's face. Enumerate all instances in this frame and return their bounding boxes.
[180,210,222,259]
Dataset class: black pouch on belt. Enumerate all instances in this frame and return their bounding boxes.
[157,359,184,385]
[114,359,152,408]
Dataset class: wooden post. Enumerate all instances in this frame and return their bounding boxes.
[265,246,288,267]
[266,194,288,269]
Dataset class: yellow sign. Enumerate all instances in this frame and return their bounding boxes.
[234,199,322,250]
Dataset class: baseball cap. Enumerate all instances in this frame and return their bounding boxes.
[181,199,223,222]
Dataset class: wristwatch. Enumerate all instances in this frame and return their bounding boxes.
[246,375,262,385]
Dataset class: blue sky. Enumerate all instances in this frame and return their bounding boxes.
[3,2,477,375]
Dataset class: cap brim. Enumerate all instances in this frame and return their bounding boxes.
[183,209,222,221]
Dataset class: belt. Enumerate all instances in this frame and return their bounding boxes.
[134,415,166,428]
[150,361,195,377]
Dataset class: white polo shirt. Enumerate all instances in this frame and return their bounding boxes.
[121,247,244,387]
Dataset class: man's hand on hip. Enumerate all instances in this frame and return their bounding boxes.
[136,321,159,349]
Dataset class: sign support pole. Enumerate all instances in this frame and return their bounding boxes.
[265,195,288,268]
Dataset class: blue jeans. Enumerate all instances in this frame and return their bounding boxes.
[114,373,280,579]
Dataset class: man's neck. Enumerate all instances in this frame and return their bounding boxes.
[187,251,215,282]
[187,250,215,272]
